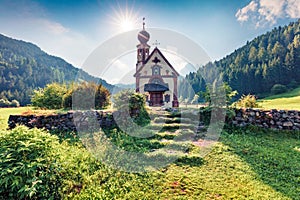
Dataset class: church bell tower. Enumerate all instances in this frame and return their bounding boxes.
[136,18,150,70]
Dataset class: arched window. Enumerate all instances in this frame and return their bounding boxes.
[152,65,161,75]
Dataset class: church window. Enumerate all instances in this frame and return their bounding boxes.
[152,65,160,75]
[165,94,170,103]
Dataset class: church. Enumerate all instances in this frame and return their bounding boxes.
[134,23,179,107]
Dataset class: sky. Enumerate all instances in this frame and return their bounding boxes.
[0,0,299,84]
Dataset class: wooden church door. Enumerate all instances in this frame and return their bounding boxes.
[150,92,163,106]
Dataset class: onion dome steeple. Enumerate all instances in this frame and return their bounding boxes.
[136,17,150,68]
[138,18,150,44]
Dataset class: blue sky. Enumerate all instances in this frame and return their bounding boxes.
[0,0,299,83]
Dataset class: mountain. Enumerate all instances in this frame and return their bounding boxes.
[181,19,300,100]
[0,34,114,105]
[115,83,135,89]
[179,63,197,76]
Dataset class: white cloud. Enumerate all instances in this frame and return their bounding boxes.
[286,0,300,18]
[235,1,258,22]
[236,0,300,28]
[33,18,70,35]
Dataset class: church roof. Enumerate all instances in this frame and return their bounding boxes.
[134,47,180,77]
[144,83,169,92]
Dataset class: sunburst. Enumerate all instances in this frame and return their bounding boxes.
[110,2,140,32]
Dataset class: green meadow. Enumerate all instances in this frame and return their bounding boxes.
[0,107,299,199]
[259,87,300,110]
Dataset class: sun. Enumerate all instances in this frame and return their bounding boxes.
[110,3,139,32]
[120,17,135,32]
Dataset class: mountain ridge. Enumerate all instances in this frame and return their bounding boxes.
[180,19,300,100]
[0,33,114,105]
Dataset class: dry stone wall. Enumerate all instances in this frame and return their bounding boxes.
[8,111,116,132]
[231,108,300,130]
[7,108,300,132]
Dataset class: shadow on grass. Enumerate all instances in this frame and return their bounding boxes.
[175,156,204,167]
[221,126,300,199]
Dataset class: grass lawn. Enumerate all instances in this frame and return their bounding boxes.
[0,107,64,131]
[56,126,300,199]
[1,107,299,199]
[0,107,33,130]
[258,87,300,110]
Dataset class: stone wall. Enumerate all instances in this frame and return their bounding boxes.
[231,108,300,130]
[8,111,116,132]
[7,108,300,132]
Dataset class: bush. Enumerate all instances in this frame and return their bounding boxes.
[31,83,67,109]
[66,82,110,110]
[0,126,63,199]
[234,94,258,108]
[10,99,20,107]
[0,99,20,107]
[271,84,287,95]
[32,82,110,110]
[0,99,11,107]
[113,89,150,125]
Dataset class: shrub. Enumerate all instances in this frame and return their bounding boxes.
[31,82,110,110]
[234,94,258,108]
[10,99,20,107]
[0,126,63,199]
[271,84,287,95]
[31,83,67,109]
[66,82,110,110]
[0,99,11,107]
[113,89,150,125]
[0,99,19,107]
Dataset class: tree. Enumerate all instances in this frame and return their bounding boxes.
[95,84,110,109]
[31,83,67,109]
[63,82,110,110]
[271,84,287,95]
[10,99,20,107]
[191,94,199,107]
[201,82,237,107]
[113,89,150,125]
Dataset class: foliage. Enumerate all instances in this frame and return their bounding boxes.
[182,19,300,98]
[0,99,20,108]
[201,82,237,107]
[0,33,113,105]
[191,94,199,104]
[113,89,150,125]
[234,94,258,108]
[31,83,67,109]
[31,82,110,110]
[0,126,63,199]
[271,84,288,95]
[0,108,299,199]
[64,82,110,110]
[10,99,20,107]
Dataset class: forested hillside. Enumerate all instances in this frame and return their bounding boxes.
[180,19,300,100]
[0,34,113,105]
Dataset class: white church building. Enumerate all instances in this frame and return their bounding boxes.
[134,22,179,107]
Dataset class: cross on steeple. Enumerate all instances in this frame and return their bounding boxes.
[143,17,145,30]
[153,40,160,47]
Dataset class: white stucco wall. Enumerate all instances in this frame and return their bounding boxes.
[137,49,177,107]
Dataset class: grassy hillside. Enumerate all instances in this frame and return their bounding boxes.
[258,86,300,110]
